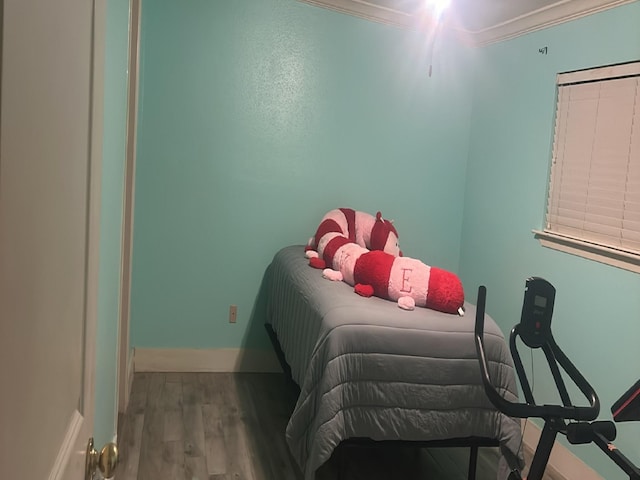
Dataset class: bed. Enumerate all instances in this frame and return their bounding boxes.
[265,245,523,480]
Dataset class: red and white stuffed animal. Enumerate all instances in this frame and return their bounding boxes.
[306,208,401,269]
[352,249,465,314]
[306,208,464,314]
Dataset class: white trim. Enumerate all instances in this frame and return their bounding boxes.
[467,0,636,46]
[534,230,640,274]
[82,0,107,449]
[296,0,415,28]
[133,348,283,373]
[117,0,141,418]
[521,419,604,480]
[47,411,84,480]
[558,61,640,85]
[295,0,636,46]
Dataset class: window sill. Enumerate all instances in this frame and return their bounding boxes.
[533,230,640,274]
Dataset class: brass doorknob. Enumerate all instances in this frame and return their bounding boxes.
[85,437,119,480]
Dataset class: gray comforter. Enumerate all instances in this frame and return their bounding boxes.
[266,246,523,479]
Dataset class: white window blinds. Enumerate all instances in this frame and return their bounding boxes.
[546,62,640,256]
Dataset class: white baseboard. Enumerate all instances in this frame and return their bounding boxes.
[48,410,83,480]
[521,419,604,480]
[133,347,283,373]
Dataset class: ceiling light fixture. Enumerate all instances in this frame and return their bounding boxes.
[425,0,451,21]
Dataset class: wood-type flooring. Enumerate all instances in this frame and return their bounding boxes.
[116,372,508,480]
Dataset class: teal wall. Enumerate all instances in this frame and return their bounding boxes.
[460,3,640,478]
[130,0,474,349]
[95,0,130,446]
[130,0,640,476]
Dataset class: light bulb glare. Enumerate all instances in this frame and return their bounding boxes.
[425,0,451,20]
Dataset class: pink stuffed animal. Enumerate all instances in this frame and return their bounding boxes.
[306,208,464,314]
[352,249,465,314]
[317,241,464,314]
[306,208,400,269]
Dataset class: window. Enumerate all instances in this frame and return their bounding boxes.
[535,61,640,273]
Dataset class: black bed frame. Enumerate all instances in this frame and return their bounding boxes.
[265,323,499,480]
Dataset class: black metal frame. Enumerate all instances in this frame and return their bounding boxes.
[265,323,499,480]
[475,281,640,480]
[589,429,640,479]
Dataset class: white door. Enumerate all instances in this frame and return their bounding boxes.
[0,0,107,479]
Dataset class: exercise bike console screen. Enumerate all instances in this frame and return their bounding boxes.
[519,277,555,349]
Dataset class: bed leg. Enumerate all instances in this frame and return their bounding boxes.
[468,445,479,480]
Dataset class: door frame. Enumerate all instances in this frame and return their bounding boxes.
[117,0,142,417]
[83,0,106,447]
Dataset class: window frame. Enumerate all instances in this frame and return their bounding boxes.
[535,61,640,273]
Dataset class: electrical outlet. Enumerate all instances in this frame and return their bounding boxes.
[229,305,237,323]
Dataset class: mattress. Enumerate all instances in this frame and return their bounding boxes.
[265,245,523,479]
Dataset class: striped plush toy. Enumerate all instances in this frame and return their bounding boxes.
[305,208,401,269]
[306,208,464,314]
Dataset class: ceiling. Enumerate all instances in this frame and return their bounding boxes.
[368,0,561,31]
[298,0,633,45]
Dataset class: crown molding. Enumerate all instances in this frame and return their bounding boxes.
[296,0,416,28]
[296,0,636,45]
[468,0,637,46]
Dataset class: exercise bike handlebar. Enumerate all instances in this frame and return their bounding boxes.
[474,285,599,421]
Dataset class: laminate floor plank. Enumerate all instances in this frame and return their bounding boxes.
[202,402,228,476]
[161,379,183,410]
[119,372,512,480]
[185,454,209,480]
[171,374,207,478]
[182,402,206,457]
[145,372,166,409]
[117,413,145,480]
[162,439,186,480]
[220,375,257,480]
[165,372,183,383]
[163,409,184,442]
[182,373,202,406]
[128,373,150,415]
[137,406,165,480]
[235,374,294,480]
[198,371,225,404]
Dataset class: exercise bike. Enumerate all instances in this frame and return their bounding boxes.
[474,277,640,480]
